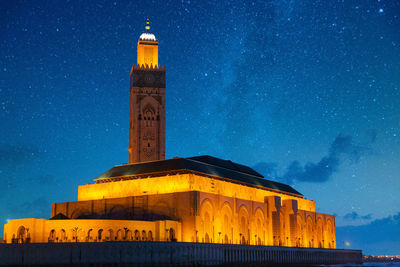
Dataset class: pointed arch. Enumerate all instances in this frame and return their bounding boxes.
[306,216,314,248]
[200,198,214,243]
[17,226,26,243]
[238,205,249,244]
[220,202,233,244]
[254,208,265,245]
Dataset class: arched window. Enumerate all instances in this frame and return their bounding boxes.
[17,226,26,243]
[205,233,210,243]
[169,228,175,242]
[87,229,94,242]
[107,229,114,241]
[142,230,147,241]
[60,229,66,242]
[116,229,123,241]
[98,229,103,241]
[48,229,56,243]
[148,231,153,241]
[125,230,132,241]
[134,230,140,241]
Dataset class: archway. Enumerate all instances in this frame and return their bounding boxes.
[296,215,304,247]
[200,199,213,243]
[125,230,132,241]
[48,229,56,243]
[306,216,314,248]
[87,229,94,242]
[107,229,114,241]
[238,205,249,244]
[98,229,103,241]
[221,202,233,244]
[325,220,334,248]
[205,232,210,243]
[134,230,140,241]
[17,226,26,243]
[142,230,147,241]
[60,229,66,242]
[169,228,176,241]
[254,208,265,245]
[116,229,123,241]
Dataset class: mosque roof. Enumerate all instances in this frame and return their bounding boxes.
[94,155,303,197]
[139,32,156,41]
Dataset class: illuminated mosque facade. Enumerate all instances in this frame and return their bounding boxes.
[3,20,336,249]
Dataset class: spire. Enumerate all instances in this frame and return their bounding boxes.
[145,18,150,32]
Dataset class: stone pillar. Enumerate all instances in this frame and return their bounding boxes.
[266,196,281,246]
[282,199,298,247]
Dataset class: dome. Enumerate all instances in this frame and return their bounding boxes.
[139,32,156,41]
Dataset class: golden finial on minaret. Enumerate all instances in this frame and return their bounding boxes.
[136,18,158,66]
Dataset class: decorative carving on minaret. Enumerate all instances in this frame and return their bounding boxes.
[129,20,165,163]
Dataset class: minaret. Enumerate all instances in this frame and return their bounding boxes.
[128,19,165,163]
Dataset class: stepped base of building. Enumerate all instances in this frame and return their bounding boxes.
[0,241,362,266]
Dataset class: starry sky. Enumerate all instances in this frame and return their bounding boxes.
[1,0,399,255]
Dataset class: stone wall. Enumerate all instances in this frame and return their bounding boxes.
[0,242,362,266]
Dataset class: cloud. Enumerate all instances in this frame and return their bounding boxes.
[344,211,372,220]
[282,134,373,183]
[254,132,376,183]
[336,212,400,255]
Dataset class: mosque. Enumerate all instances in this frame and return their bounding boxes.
[3,20,336,249]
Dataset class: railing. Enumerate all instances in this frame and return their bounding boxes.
[0,241,362,266]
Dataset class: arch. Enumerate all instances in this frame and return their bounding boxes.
[142,230,147,241]
[116,229,123,241]
[254,208,265,245]
[325,219,334,248]
[221,202,233,244]
[169,228,176,242]
[238,205,249,245]
[17,226,26,243]
[48,229,56,243]
[108,205,128,219]
[205,232,210,243]
[306,216,314,248]
[200,199,214,243]
[70,209,90,219]
[60,229,67,242]
[98,229,103,241]
[87,229,94,242]
[141,97,159,127]
[134,230,140,241]
[148,231,153,241]
[106,229,114,241]
[125,229,133,241]
[316,218,324,248]
[296,214,304,247]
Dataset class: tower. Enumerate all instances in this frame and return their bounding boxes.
[128,19,165,163]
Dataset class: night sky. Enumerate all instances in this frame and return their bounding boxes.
[1,0,399,255]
